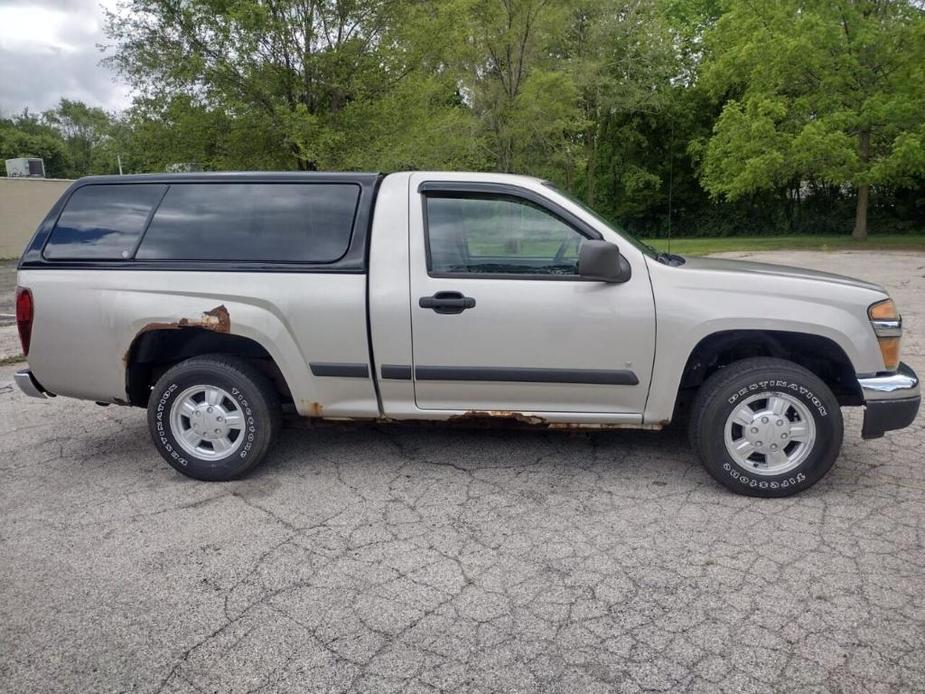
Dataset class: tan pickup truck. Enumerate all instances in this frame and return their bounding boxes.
[13,172,920,496]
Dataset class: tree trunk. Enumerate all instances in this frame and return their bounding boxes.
[852,183,869,241]
[496,121,513,173]
[585,128,597,207]
[852,128,871,241]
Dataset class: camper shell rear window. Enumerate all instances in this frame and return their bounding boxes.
[42,179,364,265]
[43,184,166,260]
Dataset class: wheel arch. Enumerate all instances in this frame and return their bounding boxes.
[669,329,864,421]
[125,327,294,407]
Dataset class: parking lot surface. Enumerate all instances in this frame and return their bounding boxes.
[1,250,923,693]
[0,260,16,327]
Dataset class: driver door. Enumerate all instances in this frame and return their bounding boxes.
[408,176,656,416]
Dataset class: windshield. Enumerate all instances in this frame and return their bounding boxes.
[541,182,659,259]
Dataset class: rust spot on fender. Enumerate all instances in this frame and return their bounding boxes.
[174,304,230,333]
[125,305,232,364]
[139,305,231,335]
[200,305,231,333]
[306,402,324,417]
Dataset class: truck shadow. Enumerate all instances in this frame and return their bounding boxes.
[253,416,703,487]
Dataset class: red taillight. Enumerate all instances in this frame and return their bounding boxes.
[15,287,33,357]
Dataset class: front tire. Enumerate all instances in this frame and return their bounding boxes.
[147,355,281,481]
[689,357,843,497]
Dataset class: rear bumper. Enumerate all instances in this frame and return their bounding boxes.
[14,369,47,399]
[858,362,920,439]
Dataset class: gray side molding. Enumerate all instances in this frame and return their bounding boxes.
[309,363,370,378]
[381,365,412,380]
[414,366,638,386]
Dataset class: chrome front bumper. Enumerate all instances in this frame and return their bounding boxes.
[858,362,919,400]
[14,369,47,399]
[857,362,920,439]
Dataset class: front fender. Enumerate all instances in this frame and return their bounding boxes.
[643,265,887,424]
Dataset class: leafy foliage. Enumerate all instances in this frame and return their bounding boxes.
[2,0,922,237]
[1,101,122,178]
[699,0,925,238]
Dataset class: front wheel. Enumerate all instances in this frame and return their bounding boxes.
[147,355,281,481]
[689,357,843,497]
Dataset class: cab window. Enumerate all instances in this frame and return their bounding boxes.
[424,194,586,277]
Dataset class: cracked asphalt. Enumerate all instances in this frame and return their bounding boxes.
[1,251,923,693]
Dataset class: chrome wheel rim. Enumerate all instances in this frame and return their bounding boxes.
[169,385,245,461]
[723,391,816,476]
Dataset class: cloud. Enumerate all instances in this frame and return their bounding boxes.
[0,0,131,115]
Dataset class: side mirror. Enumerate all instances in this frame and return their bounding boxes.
[578,240,631,283]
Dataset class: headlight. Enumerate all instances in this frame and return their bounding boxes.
[868,299,902,371]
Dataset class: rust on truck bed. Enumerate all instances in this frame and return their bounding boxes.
[138,305,231,335]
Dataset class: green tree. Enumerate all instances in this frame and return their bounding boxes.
[114,96,269,173]
[104,0,478,171]
[565,0,676,206]
[698,0,925,239]
[43,98,118,176]
[577,0,720,232]
[449,0,575,174]
[446,0,675,196]
[0,110,71,177]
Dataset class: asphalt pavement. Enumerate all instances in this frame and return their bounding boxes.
[1,250,923,693]
[0,260,16,327]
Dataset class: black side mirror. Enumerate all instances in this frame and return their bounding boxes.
[578,240,631,283]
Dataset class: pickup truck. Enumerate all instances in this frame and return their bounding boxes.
[13,171,920,497]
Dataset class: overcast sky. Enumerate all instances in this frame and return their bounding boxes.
[0,0,131,116]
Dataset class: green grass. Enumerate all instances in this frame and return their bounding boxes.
[641,234,925,256]
[0,354,25,367]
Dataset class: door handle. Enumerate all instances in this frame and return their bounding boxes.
[419,291,476,314]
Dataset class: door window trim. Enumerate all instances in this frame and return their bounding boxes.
[418,181,602,281]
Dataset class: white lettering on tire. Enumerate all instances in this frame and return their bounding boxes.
[723,462,807,488]
[155,383,188,467]
[727,376,827,416]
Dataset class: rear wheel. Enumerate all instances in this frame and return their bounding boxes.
[147,355,281,481]
[689,357,843,497]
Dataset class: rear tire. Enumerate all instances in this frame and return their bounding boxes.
[689,357,843,497]
[147,355,281,481]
